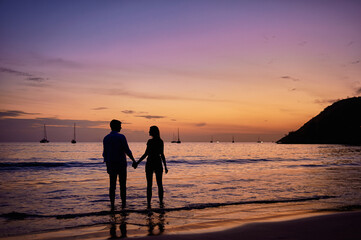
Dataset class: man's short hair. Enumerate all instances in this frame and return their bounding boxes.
[110,119,121,131]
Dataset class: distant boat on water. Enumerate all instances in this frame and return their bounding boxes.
[257,137,263,143]
[210,136,213,143]
[40,124,49,143]
[232,136,235,143]
[71,123,76,144]
[171,128,181,143]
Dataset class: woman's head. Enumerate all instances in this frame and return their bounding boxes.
[149,126,160,138]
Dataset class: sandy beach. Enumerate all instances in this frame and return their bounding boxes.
[2,210,360,240]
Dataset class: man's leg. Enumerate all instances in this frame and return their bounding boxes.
[119,168,127,208]
[109,174,117,209]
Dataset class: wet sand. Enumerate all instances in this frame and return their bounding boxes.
[2,211,360,240]
[132,211,361,240]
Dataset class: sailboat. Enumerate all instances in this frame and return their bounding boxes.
[176,129,181,143]
[257,137,263,143]
[232,136,235,143]
[71,123,76,144]
[210,136,213,143]
[172,128,181,143]
[40,124,49,143]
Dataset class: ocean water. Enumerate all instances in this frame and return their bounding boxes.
[0,142,360,238]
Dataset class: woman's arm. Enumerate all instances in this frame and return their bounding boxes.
[137,141,149,165]
[161,142,168,174]
[137,152,148,164]
[161,153,168,174]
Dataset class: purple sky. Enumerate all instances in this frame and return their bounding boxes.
[0,0,360,142]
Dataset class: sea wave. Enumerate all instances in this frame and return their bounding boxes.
[168,158,272,165]
[0,195,336,220]
[168,158,313,165]
[0,161,103,170]
[286,162,360,168]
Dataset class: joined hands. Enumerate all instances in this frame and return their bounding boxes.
[132,161,138,169]
[132,161,168,174]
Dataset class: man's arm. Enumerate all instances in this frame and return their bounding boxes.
[121,135,136,163]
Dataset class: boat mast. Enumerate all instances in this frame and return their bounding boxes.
[44,124,47,139]
[73,123,76,140]
[177,128,180,142]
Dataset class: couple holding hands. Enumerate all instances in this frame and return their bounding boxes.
[103,120,168,210]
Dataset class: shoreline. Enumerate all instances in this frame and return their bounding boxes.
[2,210,361,240]
[133,210,361,240]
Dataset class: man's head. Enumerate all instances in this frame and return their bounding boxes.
[110,119,122,132]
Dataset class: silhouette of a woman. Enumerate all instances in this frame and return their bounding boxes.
[136,126,168,208]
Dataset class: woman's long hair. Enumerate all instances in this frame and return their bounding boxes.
[149,126,161,139]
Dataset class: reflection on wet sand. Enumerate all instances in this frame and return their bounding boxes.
[109,211,127,239]
[147,210,165,236]
[108,210,165,238]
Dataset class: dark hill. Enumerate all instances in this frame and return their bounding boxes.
[277,97,361,145]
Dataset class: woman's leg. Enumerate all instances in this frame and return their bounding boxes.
[146,169,153,208]
[155,170,164,205]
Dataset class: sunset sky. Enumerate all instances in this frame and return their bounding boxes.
[0,0,360,142]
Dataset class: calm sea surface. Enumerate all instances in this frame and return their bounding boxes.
[0,142,360,238]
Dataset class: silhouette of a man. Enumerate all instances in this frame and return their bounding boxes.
[103,119,136,209]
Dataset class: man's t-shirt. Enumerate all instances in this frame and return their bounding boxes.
[103,131,132,170]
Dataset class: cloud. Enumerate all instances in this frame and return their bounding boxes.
[122,110,135,114]
[195,122,206,127]
[262,34,276,42]
[121,109,166,120]
[0,67,31,77]
[0,110,38,118]
[0,116,148,142]
[26,77,46,82]
[27,53,83,68]
[92,107,108,110]
[346,41,354,46]
[314,98,340,105]
[355,87,361,95]
[136,115,165,119]
[43,57,82,68]
[281,76,300,81]
[0,66,50,87]
[0,115,108,128]
[94,88,232,102]
[104,89,184,100]
[351,60,360,64]
[24,82,51,88]
[33,118,108,129]
[298,41,307,46]
[24,77,50,87]
[0,117,110,142]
